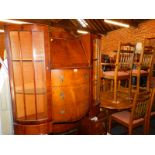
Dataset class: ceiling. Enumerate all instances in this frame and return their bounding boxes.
[0,19,148,35]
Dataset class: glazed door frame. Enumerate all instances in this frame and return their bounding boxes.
[5,24,52,125]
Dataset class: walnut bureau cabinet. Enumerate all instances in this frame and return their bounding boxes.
[5,24,104,134]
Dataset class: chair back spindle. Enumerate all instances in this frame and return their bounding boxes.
[131,91,151,121]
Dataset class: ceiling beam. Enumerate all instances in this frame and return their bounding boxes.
[16,19,52,25]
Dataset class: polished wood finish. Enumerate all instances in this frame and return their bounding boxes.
[5,24,52,134]
[50,32,91,126]
[51,69,89,122]
[87,35,102,117]
[52,122,79,134]
[14,122,52,135]
[5,25,102,134]
[0,33,5,60]
[100,92,132,110]
[50,38,89,68]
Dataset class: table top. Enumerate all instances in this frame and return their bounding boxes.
[100,91,133,110]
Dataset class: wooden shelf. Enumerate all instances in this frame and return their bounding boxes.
[12,59,44,62]
[15,87,46,94]
[16,112,48,124]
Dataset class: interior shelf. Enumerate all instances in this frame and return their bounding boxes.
[15,87,46,94]
[12,59,44,62]
[16,112,48,123]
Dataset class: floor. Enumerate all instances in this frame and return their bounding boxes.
[110,117,155,135]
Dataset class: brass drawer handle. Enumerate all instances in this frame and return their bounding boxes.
[59,75,64,83]
[60,92,64,100]
[84,74,89,79]
[60,109,65,114]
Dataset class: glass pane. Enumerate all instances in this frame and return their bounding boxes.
[37,94,47,119]
[20,31,33,60]
[10,31,20,60]
[13,62,23,93]
[32,31,47,119]
[16,94,25,119]
[34,62,46,92]
[25,94,36,120]
[32,32,45,61]
[23,62,34,93]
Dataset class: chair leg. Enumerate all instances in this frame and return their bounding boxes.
[113,79,117,103]
[146,75,150,91]
[128,126,132,135]
[144,117,150,135]
[110,80,113,92]
[108,116,112,134]
[129,77,132,99]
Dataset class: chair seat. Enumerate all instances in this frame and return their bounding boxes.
[132,69,148,76]
[151,111,155,117]
[102,71,130,79]
[111,110,144,125]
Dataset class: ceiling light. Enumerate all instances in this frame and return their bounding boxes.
[0,19,29,24]
[104,19,130,28]
[0,29,4,33]
[77,30,89,34]
[77,19,88,28]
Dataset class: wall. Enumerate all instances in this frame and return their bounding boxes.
[101,19,155,57]
[0,33,5,59]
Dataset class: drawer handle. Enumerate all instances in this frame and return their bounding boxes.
[60,92,64,100]
[59,75,64,83]
[84,74,89,79]
[60,109,65,114]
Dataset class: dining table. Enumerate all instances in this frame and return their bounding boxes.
[100,91,133,110]
[99,91,133,131]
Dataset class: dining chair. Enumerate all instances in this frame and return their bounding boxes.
[108,90,151,135]
[132,43,154,92]
[145,87,155,134]
[102,42,135,103]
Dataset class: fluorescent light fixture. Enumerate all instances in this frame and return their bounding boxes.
[0,19,29,24]
[77,19,88,28]
[104,19,130,28]
[0,29,4,33]
[77,29,89,34]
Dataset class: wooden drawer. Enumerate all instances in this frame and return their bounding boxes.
[52,84,89,122]
[51,69,90,86]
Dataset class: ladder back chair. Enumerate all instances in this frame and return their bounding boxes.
[132,41,154,92]
[102,42,135,103]
[145,87,155,134]
[108,90,151,134]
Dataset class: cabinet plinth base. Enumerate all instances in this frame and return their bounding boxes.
[14,122,52,135]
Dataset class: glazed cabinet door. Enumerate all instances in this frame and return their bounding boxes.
[92,38,101,105]
[5,25,52,128]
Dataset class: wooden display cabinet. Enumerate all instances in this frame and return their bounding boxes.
[5,25,105,134]
[5,24,52,134]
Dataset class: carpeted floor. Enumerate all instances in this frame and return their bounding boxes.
[110,117,155,135]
